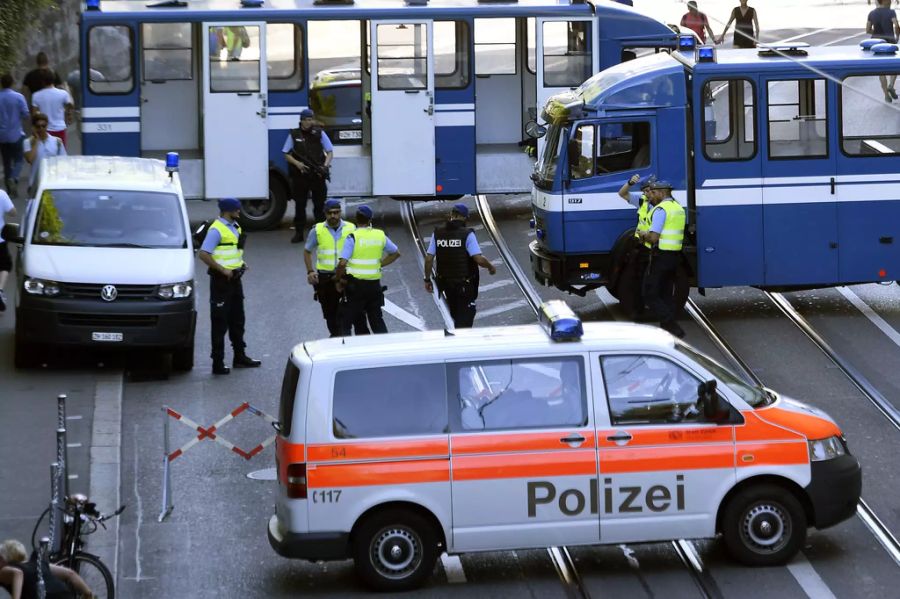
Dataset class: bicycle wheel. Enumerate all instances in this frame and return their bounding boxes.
[56,552,114,599]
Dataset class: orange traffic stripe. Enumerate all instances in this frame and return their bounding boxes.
[308,459,450,488]
[451,430,596,454]
[735,411,807,442]
[736,441,809,467]
[753,406,841,440]
[600,444,734,473]
[452,450,597,481]
[308,438,449,462]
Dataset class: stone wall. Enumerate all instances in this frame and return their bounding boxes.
[12,0,79,85]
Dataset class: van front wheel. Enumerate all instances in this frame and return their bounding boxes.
[353,509,438,592]
[722,484,806,566]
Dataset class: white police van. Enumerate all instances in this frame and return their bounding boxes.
[4,154,196,369]
[269,302,861,591]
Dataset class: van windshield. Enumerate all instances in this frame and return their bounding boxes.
[32,189,187,248]
[675,342,772,408]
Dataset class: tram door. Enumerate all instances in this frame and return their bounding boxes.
[201,22,269,199]
[369,20,435,195]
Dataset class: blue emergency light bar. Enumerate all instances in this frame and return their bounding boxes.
[85,0,101,10]
[872,43,899,55]
[241,0,265,7]
[678,34,696,51]
[696,46,716,63]
[539,300,583,342]
[861,38,888,51]
[165,152,179,173]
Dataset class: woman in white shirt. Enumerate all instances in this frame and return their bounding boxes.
[23,112,66,196]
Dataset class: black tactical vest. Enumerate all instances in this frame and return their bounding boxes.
[434,221,476,283]
[290,127,325,166]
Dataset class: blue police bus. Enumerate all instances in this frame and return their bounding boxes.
[529,37,900,305]
[76,0,674,229]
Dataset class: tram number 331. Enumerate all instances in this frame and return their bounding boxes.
[311,489,342,504]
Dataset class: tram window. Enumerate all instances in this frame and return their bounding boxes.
[527,18,536,74]
[767,78,828,159]
[542,21,592,88]
[570,124,596,180]
[475,19,516,75]
[88,26,134,94]
[596,122,650,174]
[435,21,469,89]
[267,23,303,91]
[841,74,900,156]
[376,23,427,90]
[702,79,756,161]
[208,26,261,93]
[142,23,191,81]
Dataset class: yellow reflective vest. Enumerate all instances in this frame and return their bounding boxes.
[209,219,244,270]
[315,221,356,272]
[649,199,685,252]
[347,227,387,280]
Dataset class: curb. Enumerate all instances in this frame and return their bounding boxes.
[88,373,123,586]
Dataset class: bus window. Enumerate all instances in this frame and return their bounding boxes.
[841,74,900,156]
[267,23,303,91]
[542,21,592,88]
[375,23,427,90]
[597,122,650,173]
[570,124,595,179]
[475,18,516,75]
[527,18,536,74]
[309,21,360,143]
[208,25,261,93]
[88,26,134,94]
[767,78,827,159]
[435,21,469,89]
[142,23,192,82]
[702,79,756,161]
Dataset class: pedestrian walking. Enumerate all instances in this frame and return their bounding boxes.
[680,1,716,44]
[719,1,759,48]
[303,198,370,337]
[23,113,66,197]
[0,74,29,198]
[335,205,400,335]
[423,203,496,328]
[21,52,63,108]
[867,0,900,101]
[637,180,686,338]
[30,72,73,148]
[0,188,16,313]
[283,108,333,243]
[198,197,262,375]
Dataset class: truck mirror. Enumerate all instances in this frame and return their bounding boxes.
[525,120,546,139]
[698,379,722,419]
[1,222,23,245]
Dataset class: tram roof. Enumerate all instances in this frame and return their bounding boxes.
[84,0,621,21]
[683,44,900,73]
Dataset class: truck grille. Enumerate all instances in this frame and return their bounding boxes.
[58,283,158,301]
[58,314,159,327]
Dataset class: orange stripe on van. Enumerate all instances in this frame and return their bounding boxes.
[275,437,305,485]
[600,444,734,474]
[308,459,450,488]
[308,438,449,462]
[754,406,841,440]
[452,430,596,454]
[736,441,809,468]
[452,450,597,481]
[735,411,807,442]
[596,426,732,448]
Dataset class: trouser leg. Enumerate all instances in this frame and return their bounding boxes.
[340,280,366,336]
[642,252,678,325]
[290,172,311,231]
[11,136,24,180]
[310,178,327,224]
[362,280,388,334]
[227,279,246,355]
[209,277,230,362]
[456,282,477,328]
[316,276,342,337]
[0,143,12,181]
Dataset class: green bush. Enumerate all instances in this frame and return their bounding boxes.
[0,0,59,74]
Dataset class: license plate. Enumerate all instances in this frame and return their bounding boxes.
[92,332,123,342]
[338,130,362,140]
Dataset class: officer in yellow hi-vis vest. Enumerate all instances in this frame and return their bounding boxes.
[614,173,656,318]
[303,199,369,337]
[198,198,261,375]
[637,181,686,339]
[335,205,400,335]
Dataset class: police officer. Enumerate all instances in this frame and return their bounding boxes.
[198,198,262,374]
[615,174,656,318]
[423,203,497,328]
[335,205,400,335]
[303,198,369,337]
[637,181,686,338]
[283,108,333,243]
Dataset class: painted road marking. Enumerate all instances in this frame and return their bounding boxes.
[66,415,83,421]
[479,279,515,292]
[90,374,123,586]
[837,287,900,347]
[67,443,82,448]
[477,299,529,317]
[383,298,427,331]
[787,553,837,599]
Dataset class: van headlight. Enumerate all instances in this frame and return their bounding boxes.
[24,277,60,296]
[808,436,846,461]
[157,281,193,299]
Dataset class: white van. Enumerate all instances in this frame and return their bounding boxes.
[268,303,861,591]
[4,155,196,369]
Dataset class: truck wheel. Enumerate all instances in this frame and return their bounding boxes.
[353,509,439,592]
[722,484,807,566]
[239,175,288,232]
[171,343,194,372]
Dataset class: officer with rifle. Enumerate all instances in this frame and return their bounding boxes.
[282,108,333,243]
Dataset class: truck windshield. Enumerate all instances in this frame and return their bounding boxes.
[675,342,772,408]
[32,189,187,249]
[533,124,566,189]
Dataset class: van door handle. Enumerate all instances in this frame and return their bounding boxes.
[607,433,633,442]
[830,177,835,194]
[560,434,586,446]
[237,92,252,96]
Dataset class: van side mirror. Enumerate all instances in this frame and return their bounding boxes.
[525,120,547,139]
[698,379,724,420]
[1,222,23,244]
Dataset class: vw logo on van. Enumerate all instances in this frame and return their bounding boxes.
[100,285,118,302]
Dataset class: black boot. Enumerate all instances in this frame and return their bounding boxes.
[233,354,262,368]
[212,361,231,375]
[290,230,303,244]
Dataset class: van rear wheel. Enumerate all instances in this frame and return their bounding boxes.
[353,509,438,592]
[722,484,806,566]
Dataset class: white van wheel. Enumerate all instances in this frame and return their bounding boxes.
[353,509,438,592]
[722,484,806,566]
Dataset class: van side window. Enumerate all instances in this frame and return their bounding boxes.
[767,78,828,159]
[278,360,300,437]
[841,74,900,156]
[333,364,447,438]
[600,355,709,426]
[702,79,756,160]
[452,357,586,431]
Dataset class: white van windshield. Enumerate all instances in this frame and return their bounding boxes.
[32,189,187,248]
[675,342,772,408]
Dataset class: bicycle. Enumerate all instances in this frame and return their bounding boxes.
[31,493,126,599]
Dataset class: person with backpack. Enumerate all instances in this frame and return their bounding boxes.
[0,539,93,599]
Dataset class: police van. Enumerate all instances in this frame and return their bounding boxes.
[4,155,196,369]
[268,303,861,591]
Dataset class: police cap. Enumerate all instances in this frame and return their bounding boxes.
[648,180,673,191]
[324,199,341,211]
[356,205,374,219]
[640,175,657,190]
[300,108,314,119]
[218,197,241,212]
[451,203,469,218]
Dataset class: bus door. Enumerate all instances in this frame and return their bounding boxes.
[694,77,764,287]
[140,23,198,153]
[201,22,269,199]
[535,18,597,152]
[762,76,837,286]
[369,20,435,195]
